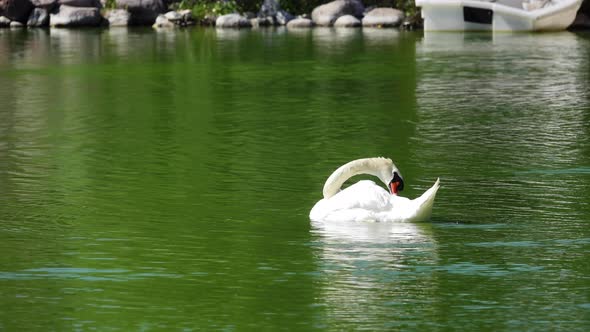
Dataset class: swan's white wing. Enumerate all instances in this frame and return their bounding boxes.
[310,178,441,223]
[310,180,391,222]
[330,180,391,211]
[380,178,441,222]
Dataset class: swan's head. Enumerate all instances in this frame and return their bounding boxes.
[375,158,404,195]
[389,171,404,195]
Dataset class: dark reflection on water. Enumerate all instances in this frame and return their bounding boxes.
[0,28,589,330]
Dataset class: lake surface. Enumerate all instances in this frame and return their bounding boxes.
[1,27,589,330]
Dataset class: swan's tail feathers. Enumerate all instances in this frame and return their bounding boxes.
[413,178,440,221]
[432,178,440,192]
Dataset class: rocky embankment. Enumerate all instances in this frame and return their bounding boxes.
[0,0,588,30]
[0,0,425,29]
[0,0,169,27]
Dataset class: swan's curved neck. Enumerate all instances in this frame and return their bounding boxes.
[322,158,390,199]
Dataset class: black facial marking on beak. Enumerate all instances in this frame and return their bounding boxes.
[389,172,404,194]
[393,172,404,191]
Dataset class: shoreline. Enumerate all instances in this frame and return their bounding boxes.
[1,0,588,31]
[0,1,423,30]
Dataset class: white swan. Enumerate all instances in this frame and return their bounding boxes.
[309,157,440,222]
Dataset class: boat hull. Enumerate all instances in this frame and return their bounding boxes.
[416,0,583,31]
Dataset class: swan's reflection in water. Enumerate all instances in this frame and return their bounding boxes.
[311,221,439,327]
[312,220,433,245]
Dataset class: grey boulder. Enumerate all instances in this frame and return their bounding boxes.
[9,20,24,27]
[333,14,360,27]
[152,14,173,28]
[252,16,275,27]
[104,8,129,26]
[216,13,251,28]
[311,0,364,26]
[58,0,101,7]
[27,7,49,27]
[0,0,34,23]
[258,0,280,17]
[286,17,313,28]
[257,0,293,25]
[0,16,10,27]
[362,8,405,27]
[164,10,182,22]
[50,5,102,26]
[275,10,293,25]
[31,0,58,11]
[116,0,165,25]
[179,9,193,22]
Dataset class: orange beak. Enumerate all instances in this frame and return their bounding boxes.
[389,181,399,195]
[389,172,404,195]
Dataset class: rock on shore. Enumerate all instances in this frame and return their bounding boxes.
[286,17,313,28]
[30,0,58,11]
[104,9,130,27]
[216,13,251,28]
[0,0,34,23]
[116,0,165,26]
[334,14,361,27]
[257,0,293,26]
[50,4,101,26]
[311,0,364,26]
[59,0,101,7]
[27,7,49,27]
[362,7,404,27]
[0,16,10,27]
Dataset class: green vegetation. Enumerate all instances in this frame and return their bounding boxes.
[175,0,239,20]
[104,0,117,10]
[192,1,239,20]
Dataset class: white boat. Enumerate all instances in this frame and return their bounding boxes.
[416,0,583,31]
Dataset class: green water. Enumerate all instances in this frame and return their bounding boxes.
[1,27,589,331]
